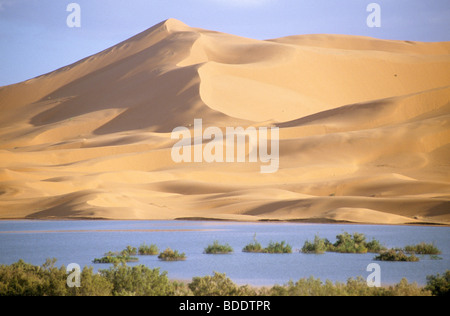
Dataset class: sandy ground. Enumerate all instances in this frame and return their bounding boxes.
[0,19,449,225]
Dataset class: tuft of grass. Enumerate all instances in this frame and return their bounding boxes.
[243,234,263,253]
[93,256,138,264]
[243,239,292,254]
[374,249,419,262]
[120,246,137,257]
[327,232,368,254]
[189,272,256,296]
[263,241,292,254]
[94,246,139,264]
[138,243,159,256]
[365,238,387,253]
[301,235,328,254]
[301,232,386,254]
[158,248,186,261]
[204,241,233,254]
[242,241,263,253]
[404,242,441,255]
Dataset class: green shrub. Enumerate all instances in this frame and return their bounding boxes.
[269,276,384,296]
[365,238,387,253]
[121,246,137,256]
[0,259,442,296]
[263,241,292,254]
[242,234,291,254]
[269,276,430,296]
[138,243,159,256]
[387,278,429,296]
[301,235,327,254]
[301,232,385,254]
[404,242,441,255]
[100,264,175,296]
[158,248,186,261]
[188,272,256,296]
[327,232,368,253]
[67,266,113,296]
[0,258,67,296]
[242,241,264,253]
[204,241,233,254]
[374,249,419,262]
[243,233,263,253]
[94,246,140,264]
[0,259,114,296]
[93,256,138,264]
[425,270,450,296]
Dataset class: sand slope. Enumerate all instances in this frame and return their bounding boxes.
[1,19,449,225]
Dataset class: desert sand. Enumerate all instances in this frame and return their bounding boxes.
[0,19,449,225]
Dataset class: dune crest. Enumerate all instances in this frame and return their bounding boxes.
[0,19,449,225]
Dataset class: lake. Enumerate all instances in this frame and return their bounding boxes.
[0,220,448,287]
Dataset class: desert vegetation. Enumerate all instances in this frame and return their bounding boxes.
[242,240,264,253]
[326,232,386,254]
[299,233,442,262]
[374,249,420,262]
[301,235,328,254]
[301,232,386,254]
[404,242,441,255]
[93,243,160,263]
[138,243,159,256]
[0,259,448,296]
[204,241,233,254]
[93,245,139,264]
[243,240,292,254]
[158,248,186,261]
[242,235,292,254]
[263,241,292,254]
[93,256,139,264]
[425,270,450,296]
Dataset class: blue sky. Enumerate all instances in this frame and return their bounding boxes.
[0,0,449,86]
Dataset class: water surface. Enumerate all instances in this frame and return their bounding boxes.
[0,220,448,286]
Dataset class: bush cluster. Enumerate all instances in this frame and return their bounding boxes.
[374,249,420,262]
[93,256,138,264]
[138,243,159,256]
[425,271,450,296]
[375,242,442,262]
[242,240,264,253]
[90,234,439,263]
[263,241,292,254]
[204,241,233,254]
[1,259,448,296]
[93,243,183,263]
[269,276,429,296]
[93,245,139,264]
[301,232,386,254]
[301,235,328,254]
[157,248,186,261]
[242,236,292,254]
[404,242,441,255]
[300,232,441,262]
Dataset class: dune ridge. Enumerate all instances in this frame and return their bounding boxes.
[0,19,449,225]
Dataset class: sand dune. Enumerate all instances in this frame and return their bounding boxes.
[0,19,449,225]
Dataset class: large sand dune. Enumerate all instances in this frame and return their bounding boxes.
[1,19,449,225]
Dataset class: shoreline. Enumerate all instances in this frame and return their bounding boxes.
[0,217,448,227]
